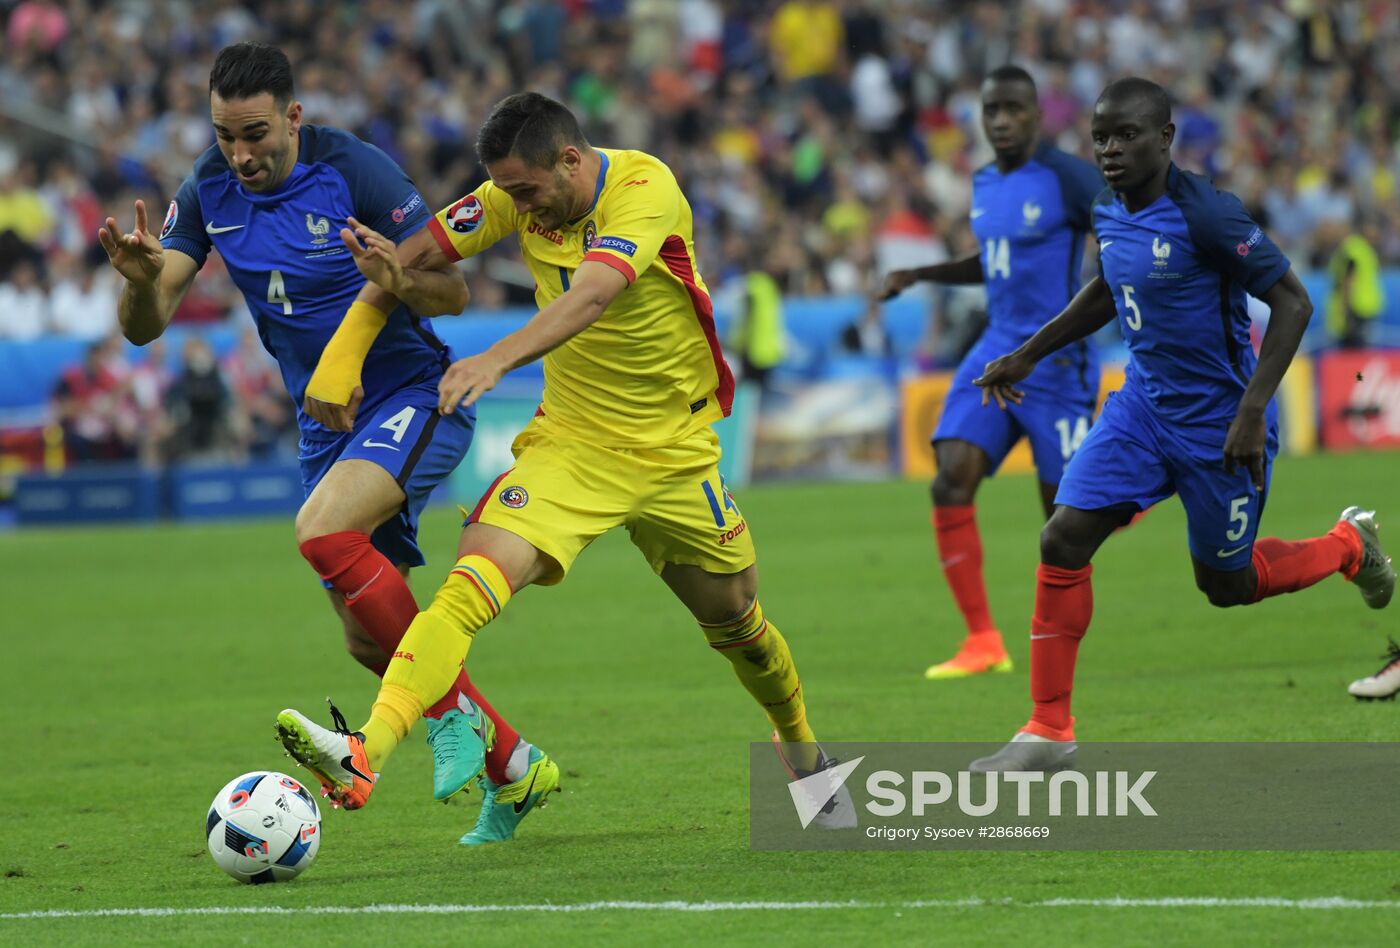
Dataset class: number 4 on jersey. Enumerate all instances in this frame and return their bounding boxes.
[362,407,416,449]
[268,269,293,315]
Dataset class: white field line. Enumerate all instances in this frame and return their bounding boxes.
[4,897,1400,920]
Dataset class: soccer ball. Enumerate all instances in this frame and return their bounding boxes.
[206,771,321,884]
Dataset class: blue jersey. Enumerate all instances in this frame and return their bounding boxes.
[1093,165,1290,427]
[971,143,1102,389]
[159,124,449,440]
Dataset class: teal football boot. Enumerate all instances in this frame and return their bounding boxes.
[426,696,496,802]
[459,745,560,845]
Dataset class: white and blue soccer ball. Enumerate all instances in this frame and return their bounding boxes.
[206,771,321,884]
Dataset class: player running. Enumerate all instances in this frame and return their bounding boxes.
[879,66,1104,681]
[274,91,854,835]
[99,42,546,818]
[971,78,1394,771]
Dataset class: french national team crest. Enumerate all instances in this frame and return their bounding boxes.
[306,213,331,244]
[499,486,529,508]
[1153,235,1172,267]
[160,200,178,239]
[447,194,484,234]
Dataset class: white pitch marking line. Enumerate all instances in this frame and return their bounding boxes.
[5,898,1400,920]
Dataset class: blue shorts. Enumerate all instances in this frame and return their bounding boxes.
[299,381,474,572]
[1055,384,1277,571]
[933,336,1097,483]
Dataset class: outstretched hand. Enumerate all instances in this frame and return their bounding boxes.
[973,352,1035,410]
[875,269,918,302]
[97,199,164,285]
[439,353,505,415]
[340,216,404,293]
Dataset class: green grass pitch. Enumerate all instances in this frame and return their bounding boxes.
[3,452,1398,945]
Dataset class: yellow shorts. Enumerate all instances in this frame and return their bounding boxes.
[467,417,756,583]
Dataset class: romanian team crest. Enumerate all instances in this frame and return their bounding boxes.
[499,486,529,508]
[306,213,331,244]
[583,219,598,249]
[160,200,178,239]
[447,194,484,234]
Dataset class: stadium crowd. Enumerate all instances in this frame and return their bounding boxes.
[0,1,1395,358]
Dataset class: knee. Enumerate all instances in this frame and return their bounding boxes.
[1196,574,1252,608]
[931,470,976,508]
[1039,519,1089,569]
[293,503,326,546]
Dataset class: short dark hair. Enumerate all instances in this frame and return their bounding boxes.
[209,42,294,105]
[986,65,1037,95]
[476,92,588,168]
[1096,77,1172,127]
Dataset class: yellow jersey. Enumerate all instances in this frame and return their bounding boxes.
[427,148,734,448]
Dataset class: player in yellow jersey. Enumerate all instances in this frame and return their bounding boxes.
[274,92,854,840]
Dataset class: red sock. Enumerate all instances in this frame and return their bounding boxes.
[298,531,521,773]
[1025,563,1093,739]
[933,506,999,643]
[1250,523,1363,602]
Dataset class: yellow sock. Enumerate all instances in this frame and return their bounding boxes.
[359,555,513,770]
[702,601,818,767]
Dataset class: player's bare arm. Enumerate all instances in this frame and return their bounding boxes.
[975,276,1115,409]
[878,252,984,301]
[340,218,469,317]
[1223,269,1313,490]
[304,224,471,431]
[440,261,628,415]
[99,198,200,346]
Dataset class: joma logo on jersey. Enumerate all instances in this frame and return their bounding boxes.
[718,520,747,546]
[306,214,331,244]
[527,221,564,245]
[392,650,415,662]
[1152,236,1172,266]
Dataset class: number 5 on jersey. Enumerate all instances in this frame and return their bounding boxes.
[1122,284,1142,331]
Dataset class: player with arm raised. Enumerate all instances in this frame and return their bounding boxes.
[275,91,855,840]
[969,78,1394,771]
[879,66,1104,681]
[99,42,546,809]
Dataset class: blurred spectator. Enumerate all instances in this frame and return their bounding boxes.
[49,250,117,340]
[0,259,49,340]
[7,0,69,56]
[0,0,1399,351]
[164,336,235,462]
[51,335,135,463]
[222,327,294,459]
[128,339,172,465]
[1325,219,1385,349]
[840,303,894,359]
[728,249,787,392]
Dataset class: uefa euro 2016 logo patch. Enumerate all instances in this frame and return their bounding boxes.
[499,486,529,508]
[447,194,484,234]
[160,200,178,239]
